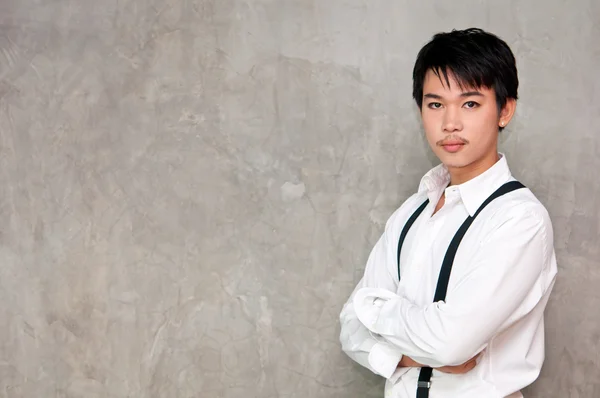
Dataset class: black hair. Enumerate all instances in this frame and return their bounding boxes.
[412,28,518,120]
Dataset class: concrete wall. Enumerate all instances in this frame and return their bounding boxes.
[0,1,598,397]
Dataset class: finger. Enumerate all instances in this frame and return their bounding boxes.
[463,355,480,366]
[463,360,477,372]
[447,360,477,374]
[468,353,481,362]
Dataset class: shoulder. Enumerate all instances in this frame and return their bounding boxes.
[492,187,550,221]
[482,186,554,242]
[384,191,429,236]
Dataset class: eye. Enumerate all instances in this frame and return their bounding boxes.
[427,102,443,109]
[463,101,479,109]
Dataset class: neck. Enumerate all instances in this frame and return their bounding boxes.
[447,151,500,186]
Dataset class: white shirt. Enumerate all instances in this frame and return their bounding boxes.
[339,155,557,398]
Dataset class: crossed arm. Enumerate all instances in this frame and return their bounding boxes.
[339,207,551,379]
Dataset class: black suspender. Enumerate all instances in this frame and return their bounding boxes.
[395,180,525,398]
[397,199,429,280]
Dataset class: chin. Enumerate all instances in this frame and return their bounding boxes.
[435,152,470,169]
[442,160,470,169]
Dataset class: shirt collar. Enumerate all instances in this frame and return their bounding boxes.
[418,154,513,217]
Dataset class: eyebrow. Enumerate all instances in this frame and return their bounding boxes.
[423,91,484,100]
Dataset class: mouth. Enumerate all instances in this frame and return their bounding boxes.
[440,142,466,153]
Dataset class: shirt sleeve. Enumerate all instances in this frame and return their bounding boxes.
[339,207,413,380]
[353,207,553,368]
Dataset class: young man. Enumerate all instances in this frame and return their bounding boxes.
[339,28,557,398]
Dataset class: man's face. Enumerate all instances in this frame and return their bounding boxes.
[420,69,504,173]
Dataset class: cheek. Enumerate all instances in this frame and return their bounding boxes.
[421,111,441,136]
[469,107,498,126]
[464,110,498,131]
[421,109,440,124]
[463,116,498,148]
[421,121,437,145]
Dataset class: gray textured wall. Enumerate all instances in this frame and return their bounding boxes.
[0,1,598,397]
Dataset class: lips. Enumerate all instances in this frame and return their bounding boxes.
[441,141,465,153]
[441,140,465,146]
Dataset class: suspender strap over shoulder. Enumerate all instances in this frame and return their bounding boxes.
[395,180,526,398]
[431,180,525,301]
[397,199,429,280]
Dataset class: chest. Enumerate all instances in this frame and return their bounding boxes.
[396,198,483,306]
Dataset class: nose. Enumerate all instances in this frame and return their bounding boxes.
[442,107,463,133]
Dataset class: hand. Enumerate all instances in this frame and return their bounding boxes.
[435,354,481,374]
[397,353,481,374]
[397,355,425,368]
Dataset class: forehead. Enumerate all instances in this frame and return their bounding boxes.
[423,69,494,97]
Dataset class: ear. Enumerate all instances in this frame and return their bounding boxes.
[498,98,517,128]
